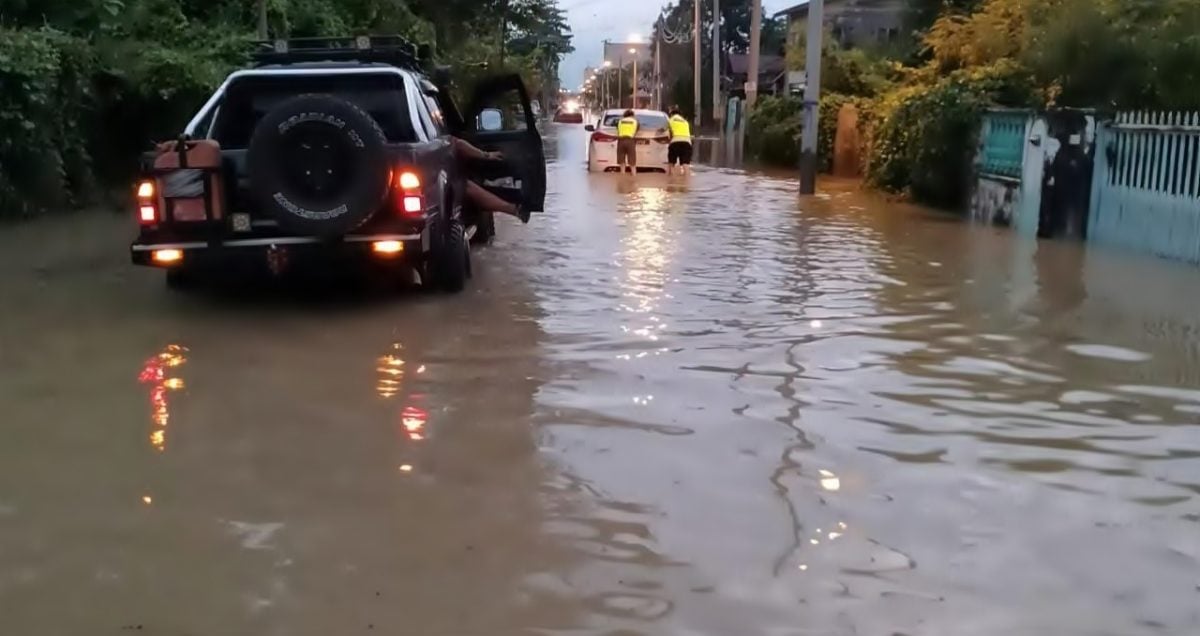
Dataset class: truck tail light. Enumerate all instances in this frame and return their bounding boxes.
[393,169,423,217]
[136,180,157,224]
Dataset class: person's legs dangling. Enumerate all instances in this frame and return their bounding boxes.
[465,181,529,224]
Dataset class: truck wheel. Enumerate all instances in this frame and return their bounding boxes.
[426,214,469,293]
[472,211,496,245]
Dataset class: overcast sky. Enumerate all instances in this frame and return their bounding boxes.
[558,0,797,88]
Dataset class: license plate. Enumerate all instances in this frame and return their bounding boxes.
[636,139,650,145]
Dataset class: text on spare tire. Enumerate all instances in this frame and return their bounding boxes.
[272,192,349,220]
[277,112,367,148]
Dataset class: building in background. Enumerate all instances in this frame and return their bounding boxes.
[776,0,904,50]
[724,53,788,99]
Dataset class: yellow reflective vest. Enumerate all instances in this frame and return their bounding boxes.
[669,115,692,143]
[617,117,639,138]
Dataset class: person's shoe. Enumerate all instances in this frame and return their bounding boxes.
[516,204,530,224]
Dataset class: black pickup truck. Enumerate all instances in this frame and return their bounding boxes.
[131,36,546,292]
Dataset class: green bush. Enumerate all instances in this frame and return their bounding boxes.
[0,29,97,217]
[860,58,1037,209]
[747,93,859,170]
[747,95,804,167]
[0,0,570,219]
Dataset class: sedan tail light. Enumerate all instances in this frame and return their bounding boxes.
[591,131,618,143]
[654,136,671,144]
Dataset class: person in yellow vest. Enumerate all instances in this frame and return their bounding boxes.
[667,107,693,175]
[616,109,639,174]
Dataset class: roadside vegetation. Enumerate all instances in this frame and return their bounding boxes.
[0,0,572,218]
[748,0,1200,209]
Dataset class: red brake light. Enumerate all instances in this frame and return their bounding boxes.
[394,168,424,217]
[398,171,420,190]
[592,131,618,143]
[136,180,157,224]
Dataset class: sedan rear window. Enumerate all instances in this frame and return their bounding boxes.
[602,113,670,132]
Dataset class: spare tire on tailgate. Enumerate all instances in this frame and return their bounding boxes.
[246,94,390,236]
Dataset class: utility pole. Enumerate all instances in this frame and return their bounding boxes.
[654,36,662,110]
[746,0,762,110]
[602,69,607,110]
[604,62,611,109]
[603,43,611,109]
[712,0,722,129]
[618,62,623,109]
[799,0,824,195]
[257,0,268,39]
[693,0,701,124]
[632,52,638,109]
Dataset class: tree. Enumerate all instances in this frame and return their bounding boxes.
[0,0,575,217]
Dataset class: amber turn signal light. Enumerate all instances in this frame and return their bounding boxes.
[152,249,183,264]
[372,240,404,255]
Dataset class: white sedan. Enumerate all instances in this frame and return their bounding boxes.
[585,109,672,173]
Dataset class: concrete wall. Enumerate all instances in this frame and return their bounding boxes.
[971,176,1021,226]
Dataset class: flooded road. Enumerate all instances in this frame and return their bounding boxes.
[2,125,1199,635]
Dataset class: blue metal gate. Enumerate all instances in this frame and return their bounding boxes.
[1089,112,1200,262]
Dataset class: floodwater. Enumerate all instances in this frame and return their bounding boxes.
[2,125,1199,636]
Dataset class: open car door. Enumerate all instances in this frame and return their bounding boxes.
[459,74,547,213]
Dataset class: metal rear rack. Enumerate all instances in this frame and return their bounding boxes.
[252,35,426,70]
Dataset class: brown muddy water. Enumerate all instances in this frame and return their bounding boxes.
[1,125,1198,635]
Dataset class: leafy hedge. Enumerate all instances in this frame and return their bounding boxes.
[746,93,860,171]
[865,61,1037,208]
[0,26,250,217]
[0,0,572,219]
[0,30,97,217]
[746,96,804,168]
[763,0,1200,210]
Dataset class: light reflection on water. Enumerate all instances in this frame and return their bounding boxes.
[137,344,188,453]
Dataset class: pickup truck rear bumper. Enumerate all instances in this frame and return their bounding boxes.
[131,233,424,268]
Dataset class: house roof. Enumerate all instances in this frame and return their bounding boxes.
[775,0,812,18]
[726,53,786,76]
[775,0,851,18]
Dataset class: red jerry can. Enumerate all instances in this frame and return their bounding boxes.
[152,139,226,222]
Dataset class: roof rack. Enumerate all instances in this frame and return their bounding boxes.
[252,35,424,70]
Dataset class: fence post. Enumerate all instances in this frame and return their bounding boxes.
[1088,116,1110,242]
